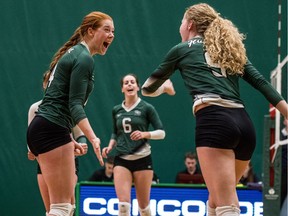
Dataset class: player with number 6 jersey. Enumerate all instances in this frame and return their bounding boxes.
[102,74,165,216]
[111,99,164,156]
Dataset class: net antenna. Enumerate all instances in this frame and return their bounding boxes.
[269,55,288,162]
[269,0,288,162]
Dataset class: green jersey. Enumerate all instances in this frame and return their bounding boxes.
[38,43,94,129]
[111,98,164,156]
[143,36,283,106]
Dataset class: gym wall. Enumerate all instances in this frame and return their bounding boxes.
[0,0,286,215]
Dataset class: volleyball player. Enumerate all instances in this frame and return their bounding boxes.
[102,74,166,216]
[142,3,288,216]
[27,71,88,216]
[27,11,114,216]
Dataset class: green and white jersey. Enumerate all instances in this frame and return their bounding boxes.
[111,98,164,156]
[143,36,283,107]
[37,43,94,129]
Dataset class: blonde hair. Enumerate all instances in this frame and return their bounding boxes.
[185,3,247,75]
[49,11,113,71]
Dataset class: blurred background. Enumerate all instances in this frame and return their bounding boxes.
[0,0,286,215]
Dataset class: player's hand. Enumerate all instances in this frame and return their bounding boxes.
[91,137,104,166]
[130,130,146,140]
[75,143,88,156]
[71,134,84,155]
[102,147,112,158]
[74,142,84,155]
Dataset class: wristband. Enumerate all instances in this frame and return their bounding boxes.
[76,135,87,144]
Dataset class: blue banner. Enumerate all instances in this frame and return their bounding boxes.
[76,183,263,216]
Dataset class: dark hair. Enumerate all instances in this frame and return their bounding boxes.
[184,152,197,160]
[106,156,115,164]
[120,73,140,87]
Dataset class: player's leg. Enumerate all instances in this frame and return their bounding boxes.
[113,165,133,216]
[70,173,78,216]
[134,170,153,216]
[235,159,250,184]
[197,147,240,215]
[38,142,75,216]
[205,156,247,216]
[37,172,50,214]
[206,199,216,216]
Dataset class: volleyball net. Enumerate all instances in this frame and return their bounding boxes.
[270,55,288,161]
[262,54,287,215]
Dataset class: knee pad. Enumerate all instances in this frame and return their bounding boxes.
[49,203,73,216]
[215,205,240,216]
[139,205,151,216]
[46,212,49,216]
[69,204,76,216]
[118,202,131,216]
[206,201,216,216]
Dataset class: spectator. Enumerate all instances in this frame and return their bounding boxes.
[239,161,259,185]
[175,152,202,183]
[89,156,114,182]
[152,172,160,184]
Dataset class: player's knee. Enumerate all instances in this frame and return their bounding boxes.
[215,205,240,216]
[206,201,216,216]
[118,202,131,216]
[139,204,151,216]
[49,203,73,216]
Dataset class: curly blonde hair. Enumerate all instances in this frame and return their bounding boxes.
[49,11,113,72]
[185,3,247,75]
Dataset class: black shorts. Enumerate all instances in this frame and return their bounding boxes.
[114,155,153,173]
[37,157,79,176]
[195,105,256,160]
[27,116,71,156]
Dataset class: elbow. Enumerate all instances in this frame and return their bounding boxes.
[162,130,166,139]
[158,130,166,139]
[141,88,150,96]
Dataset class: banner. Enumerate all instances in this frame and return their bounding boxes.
[76,182,263,216]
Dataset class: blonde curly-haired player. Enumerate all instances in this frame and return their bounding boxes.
[142,3,288,216]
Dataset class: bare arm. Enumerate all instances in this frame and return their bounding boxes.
[142,79,176,97]
[77,118,104,166]
[275,100,288,119]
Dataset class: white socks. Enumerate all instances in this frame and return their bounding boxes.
[215,205,240,216]
[139,205,151,216]
[118,202,131,216]
[70,204,76,216]
[49,203,73,216]
[206,201,216,216]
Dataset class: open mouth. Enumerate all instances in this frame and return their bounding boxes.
[103,42,109,48]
